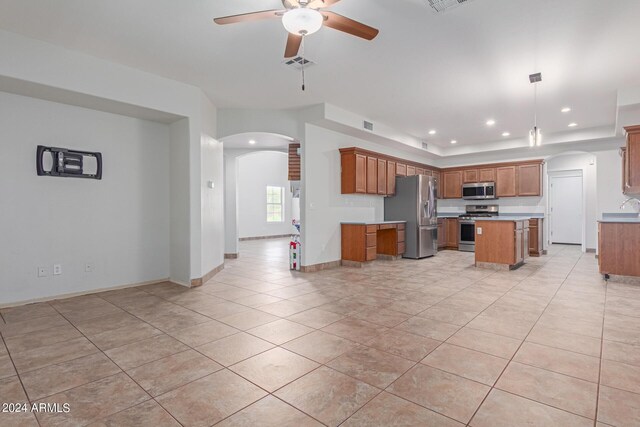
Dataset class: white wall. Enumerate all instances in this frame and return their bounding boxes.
[302,124,390,267]
[0,92,171,304]
[0,30,224,290]
[546,153,598,250]
[237,151,293,239]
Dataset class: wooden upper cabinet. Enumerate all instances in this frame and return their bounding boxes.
[340,151,367,194]
[463,169,478,183]
[366,156,378,194]
[517,164,542,196]
[496,166,517,197]
[621,147,627,194]
[387,161,396,195]
[396,163,407,176]
[377,158,387,195]
[443,171,463,199]
[624,125,640,195]
[479,168,496,182]
[407,165,416,176]
[416,167,426,176]
[423,169,433,177]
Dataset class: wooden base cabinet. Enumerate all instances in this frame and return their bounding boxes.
[445,218,459,249]
[341,223,406,263]
[475,220,528,268]
[598,222,640,277]
[437,219,446,249]
[528,218,545,256]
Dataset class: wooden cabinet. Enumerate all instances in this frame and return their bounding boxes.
[528,218,544,256]
[621,147,628,193]
[377,158,387,195]
[340,148,439,196]
[479,168,496,182]
[445,218,459,248]
[599,222,640,277]
[387,161,396,195]
[463,169,478,183]
[443,171,463,199]
[437,219,446,249]
[623,125,640,195]
[341,223,406,264]
[475,220,527,268]
[366,156,378,194]
[517,164,542,196]
[496,166,517,197]
[340,151,367,194]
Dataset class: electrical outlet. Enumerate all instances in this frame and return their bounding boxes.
[85,263,94,273]
[477,227,483,235]
[53,264,62,275]
[38,267,48,277]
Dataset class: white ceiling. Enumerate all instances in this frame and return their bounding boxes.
[0,0,639,148]
[222,132,293,149]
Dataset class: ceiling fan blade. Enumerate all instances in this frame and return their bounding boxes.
[214,9,283,25]
[307,0,341,8]
[284,33,303,58]
[322,11,379,40]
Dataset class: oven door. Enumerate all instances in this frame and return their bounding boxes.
[459,220,476,252]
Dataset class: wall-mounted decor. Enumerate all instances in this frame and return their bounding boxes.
[36,145,102,180]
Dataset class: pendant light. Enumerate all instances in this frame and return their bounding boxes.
[529,73,542,147]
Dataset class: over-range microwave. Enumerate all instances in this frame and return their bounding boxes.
[462,182,497,200]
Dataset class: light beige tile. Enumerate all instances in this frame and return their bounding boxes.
[216,395,323,427]
[248,319,314,345]
[104,334,188,370]
[286,308,345,329]
[87,400,180,427]
[0,377,39,426]
[167,319,238,347]
[598,385,640,427]
[12,336,98,373]
[496,362,598,418]
[447,327,522,359]
[196,332,274,366]
[421,343,509,385]
[127,349,222,396]
[282,330,358,363]
[368,329,441,362]
[513,342,600,382]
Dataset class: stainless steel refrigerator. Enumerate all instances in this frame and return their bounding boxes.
[384,175,438,259]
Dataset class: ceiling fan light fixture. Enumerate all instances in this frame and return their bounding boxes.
[282,8,323,36]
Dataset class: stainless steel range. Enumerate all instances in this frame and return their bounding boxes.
[458,205,499,252]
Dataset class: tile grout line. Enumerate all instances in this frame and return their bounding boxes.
[465,246,592,426]
[593,273,609,427]
[0,331,42,427]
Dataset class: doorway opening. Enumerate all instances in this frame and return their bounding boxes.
[549,171,584,246]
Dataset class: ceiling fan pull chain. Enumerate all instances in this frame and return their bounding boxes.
[301,35,306,91]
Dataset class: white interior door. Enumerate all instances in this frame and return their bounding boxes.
[550,175,583,245]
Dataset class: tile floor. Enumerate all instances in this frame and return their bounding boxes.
[1,239,639,426]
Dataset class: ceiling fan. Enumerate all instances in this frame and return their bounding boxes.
[213,0,379,58]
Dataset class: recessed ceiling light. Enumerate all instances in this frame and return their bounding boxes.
[568,123,578,128]
[561,107,572,113]
[249,139,256,144]
[450,140,457,144]
[428,130,437,135]
[486,119,496,126]
[502,132,511,137]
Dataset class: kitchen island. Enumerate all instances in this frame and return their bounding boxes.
[598,215,640,281]
[475,217,530,270]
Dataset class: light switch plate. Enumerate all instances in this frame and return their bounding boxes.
[53,264,62,275]
[477,227,483,235]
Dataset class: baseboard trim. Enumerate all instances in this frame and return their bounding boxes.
[1,277,170,309]
[239,234,291,241]
[340,260,363,268]
[586,248,596,253]
[191,263,224,287]
[301,260,341,273]
[225,253,239,259]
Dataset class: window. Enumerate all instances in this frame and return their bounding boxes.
[266,186,284,223]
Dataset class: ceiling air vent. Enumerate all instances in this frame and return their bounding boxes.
[283,56,315,71]
[363,121,374,131]
[426,0,474,13]
[422,142,429,151]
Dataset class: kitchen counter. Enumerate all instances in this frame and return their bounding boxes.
[476,216,532,221]
[437,213,460,218]
[599,213,640,223]
[340,221,407,225]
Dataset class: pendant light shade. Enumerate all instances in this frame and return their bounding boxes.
[529,73,542,148]
[282,8,324,36]
[529,126,542,147]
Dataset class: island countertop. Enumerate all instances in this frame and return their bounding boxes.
[340,221,407,225]
[599,213,640,223]
[476,216,532,221]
